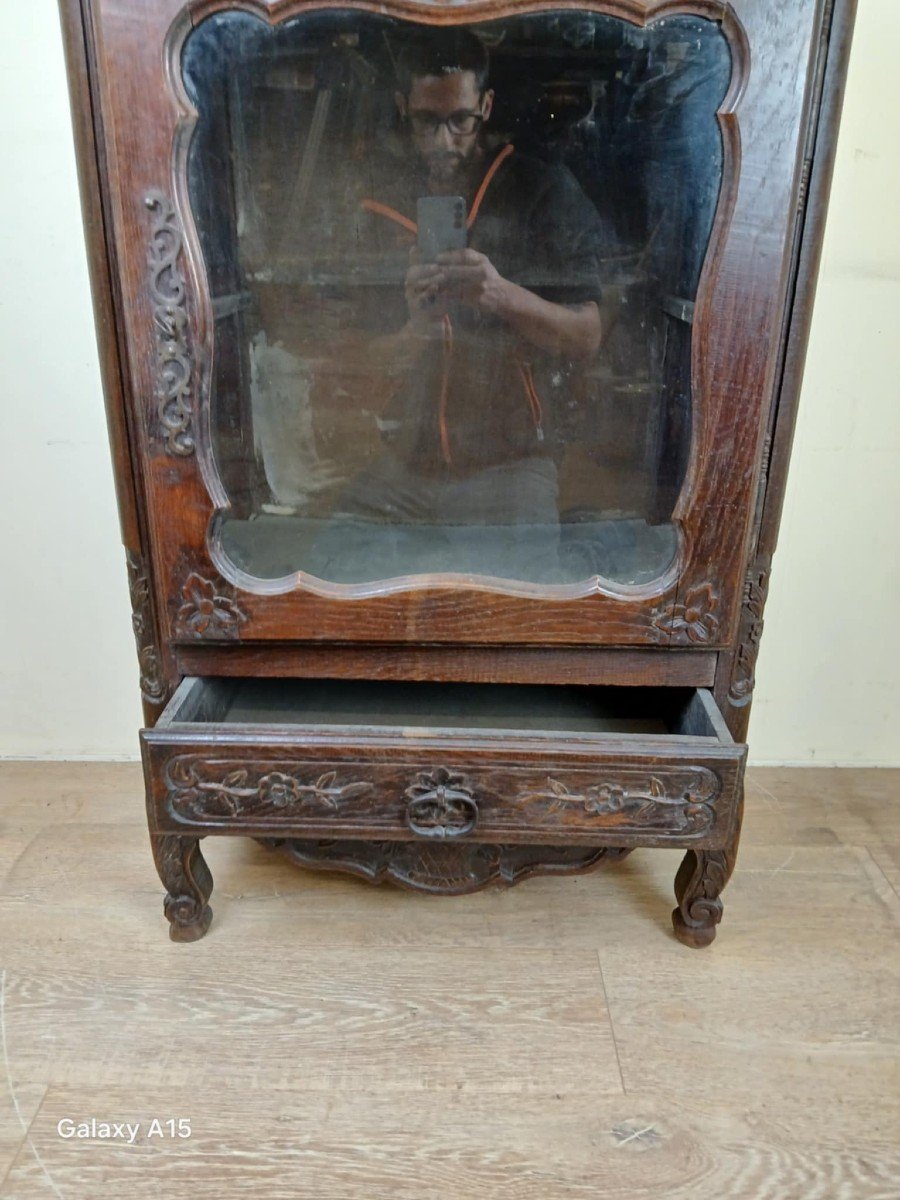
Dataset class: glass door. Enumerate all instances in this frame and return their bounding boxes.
[85,0,822,645]
[182,10,730,590]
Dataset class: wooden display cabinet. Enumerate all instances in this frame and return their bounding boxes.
[60,0,856,944]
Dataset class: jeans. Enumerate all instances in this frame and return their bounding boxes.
[308,452,561,583]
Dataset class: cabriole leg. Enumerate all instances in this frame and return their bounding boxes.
[151,834,213,942]
[671,848,730,948]
[672,780,743,948]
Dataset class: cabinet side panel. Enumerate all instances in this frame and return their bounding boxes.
[716,0,858,741]
[58,0,139,548]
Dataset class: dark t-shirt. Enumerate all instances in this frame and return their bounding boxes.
[352,145,611,476]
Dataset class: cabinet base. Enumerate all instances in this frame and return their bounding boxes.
[261,838,632,896]
[148,834,737,945]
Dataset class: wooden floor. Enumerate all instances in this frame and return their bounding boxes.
[0,763,898,1198]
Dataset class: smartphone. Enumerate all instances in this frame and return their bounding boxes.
[417,195,467,262]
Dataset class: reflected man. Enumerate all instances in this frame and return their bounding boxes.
[317,29,611,581]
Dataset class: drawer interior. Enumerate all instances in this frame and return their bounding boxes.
[159,678,734,743]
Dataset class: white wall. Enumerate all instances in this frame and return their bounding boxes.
[0,2,142,759]
[747,0,900,764]
[0,2,896,762]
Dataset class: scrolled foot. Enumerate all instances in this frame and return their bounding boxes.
[672,906,719,948]
[151,835,214,942]
[671,848,728,949]
[164,893,213,942]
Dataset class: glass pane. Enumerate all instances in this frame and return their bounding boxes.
[182,11,731,587]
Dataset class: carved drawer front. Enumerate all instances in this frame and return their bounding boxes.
[142,679,746,850]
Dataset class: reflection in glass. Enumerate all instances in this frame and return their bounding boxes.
[182,12,731,586]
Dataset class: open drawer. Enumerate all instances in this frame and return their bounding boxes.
[142,679,746,850]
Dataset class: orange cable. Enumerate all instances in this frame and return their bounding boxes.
[439,313,454,464]
[359,198,418,234]
[467,143,514,229]
[516,361,544,437]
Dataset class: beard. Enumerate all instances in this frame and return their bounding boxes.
[423,150,469,187]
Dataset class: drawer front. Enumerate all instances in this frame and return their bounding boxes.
[143,741,745,850]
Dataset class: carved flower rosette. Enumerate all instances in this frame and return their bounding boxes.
[651,584,720,646]
[175,572,248,640]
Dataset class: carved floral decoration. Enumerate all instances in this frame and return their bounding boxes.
[166,759,373,822]
[651,583,720,645]
[530,769,719,835]
[175,573,248,640]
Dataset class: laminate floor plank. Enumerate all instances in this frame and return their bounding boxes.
[0,827,40,894]
[865,843,900,898]
[0,931,620,1096]
[598,843,900,1112]
[0,1082,46,1194]
[2,1085,898,1200]
[0,763,145,828]
[747,767,900,848]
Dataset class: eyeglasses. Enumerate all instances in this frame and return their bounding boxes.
[407,110,485,137]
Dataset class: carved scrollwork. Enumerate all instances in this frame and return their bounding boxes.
[405,768,478,839]
[151,834,213,941]
[125,549,167,706]
[727,562,771,707]
[525,768,719,836]
[144,189,194,456]
[672,848,730,947]
[264,838,632,896]
[175,572,248,640]
[651,583,720,645]
[166,758,373,822]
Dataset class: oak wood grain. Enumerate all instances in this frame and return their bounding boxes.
[0,1083,46,1195]
[0,948,621,1096]
[3,1083,899,1199]
[175,644,719,688]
